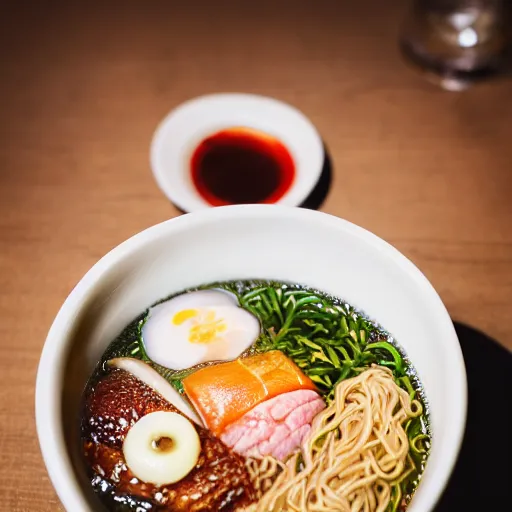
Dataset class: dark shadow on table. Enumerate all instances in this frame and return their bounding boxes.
[434,322,511,510]
[298,144,332,211]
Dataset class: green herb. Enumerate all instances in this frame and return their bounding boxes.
[236,284,415,405]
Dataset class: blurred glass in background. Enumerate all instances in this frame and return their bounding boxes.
[400,0,511,90]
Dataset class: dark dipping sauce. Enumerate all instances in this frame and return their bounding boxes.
[190,127,295,206]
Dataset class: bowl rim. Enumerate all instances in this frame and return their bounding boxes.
[35,205,467,512]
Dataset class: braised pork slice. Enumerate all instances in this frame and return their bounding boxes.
[82,368,256,511]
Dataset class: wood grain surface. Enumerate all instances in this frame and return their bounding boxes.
[0,1,511,510]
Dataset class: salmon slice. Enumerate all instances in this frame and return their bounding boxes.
[182,350,317,435]
[240,350,315,397]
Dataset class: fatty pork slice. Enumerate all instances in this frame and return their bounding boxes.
[220,389,325,461]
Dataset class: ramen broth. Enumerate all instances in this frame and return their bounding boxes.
[81,281,431,512]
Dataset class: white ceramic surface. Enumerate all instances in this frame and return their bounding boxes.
[36,205,467,512]
[150,93,324,211]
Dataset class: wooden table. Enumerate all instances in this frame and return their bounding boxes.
[1,1,510,510]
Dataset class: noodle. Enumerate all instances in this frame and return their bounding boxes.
[238,457,285,511]
[246,456,286,498]
[252,365,422,512]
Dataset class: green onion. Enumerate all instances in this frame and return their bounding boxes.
[340,316,349,333]
[241,287,267,301]
[297,336,323,350]
[365,342,404,373]
[326,346,341,368]
[268,287,284,325]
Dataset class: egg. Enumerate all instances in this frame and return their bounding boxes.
[142,290,260,370]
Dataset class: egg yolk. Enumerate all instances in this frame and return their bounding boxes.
[172,309,227,344]
[173,309,199,325]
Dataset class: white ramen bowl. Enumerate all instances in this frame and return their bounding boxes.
[35,205,467,512]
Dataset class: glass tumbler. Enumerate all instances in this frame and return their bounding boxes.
[400,0,511,90]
